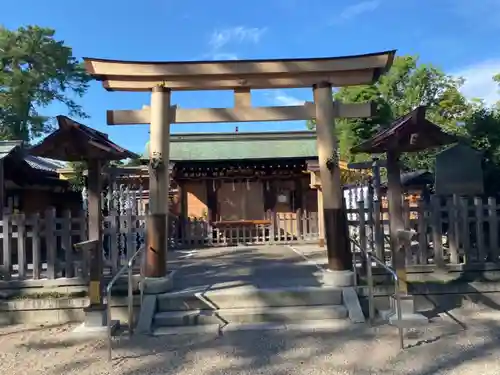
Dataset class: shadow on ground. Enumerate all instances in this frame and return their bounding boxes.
[9,245,500,374]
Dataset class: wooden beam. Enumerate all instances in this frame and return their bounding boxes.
[84,51,395,79]
[74,239,99,252]
[0,159,4,217]
[107,102,374,125]
[347,159,387,170]
[234,88,251,108]
[100,70,376,92]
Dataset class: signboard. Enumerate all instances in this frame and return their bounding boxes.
[435,144,483,195]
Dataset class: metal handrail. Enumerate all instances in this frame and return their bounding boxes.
[106,245,146,361]
[350,238,405,349]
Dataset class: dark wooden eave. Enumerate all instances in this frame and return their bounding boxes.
[29,115,139,162]
[350,106,458,154]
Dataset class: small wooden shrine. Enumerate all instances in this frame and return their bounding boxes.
[351,106,457,290]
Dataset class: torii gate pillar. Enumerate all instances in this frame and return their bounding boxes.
[313,82,353,286]
[145,86,170,281]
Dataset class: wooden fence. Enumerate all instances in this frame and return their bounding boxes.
[349,195,500,266]
[0,209,320,281]
[0,209,87,281]
[2,194,500,283]
[168,211,319,248]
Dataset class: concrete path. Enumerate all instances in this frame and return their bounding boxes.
[1,310,499,374]
[167,245,324,290]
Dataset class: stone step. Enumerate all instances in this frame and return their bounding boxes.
[152,319,356,336]
[153,304,348,326]
[157,285,343,312]
[378,309,430,328]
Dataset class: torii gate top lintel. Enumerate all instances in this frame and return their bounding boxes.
[83,50,396,92]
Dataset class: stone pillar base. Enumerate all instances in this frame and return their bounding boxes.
[83,303,107,326]
[72,303,119,337]
[321,270,355,287]
[381,294,429,328]
[141,271,176,295]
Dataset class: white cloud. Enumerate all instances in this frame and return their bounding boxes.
[271,90,305,106]
[336,0,380,22]
[452,59,500,106]
[209,26,267,50]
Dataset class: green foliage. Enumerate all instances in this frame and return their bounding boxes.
[462,107,500,193]
[125,158,143,166]
[0,25,91,141]
[67,161,87,191]
[308,55,478,170]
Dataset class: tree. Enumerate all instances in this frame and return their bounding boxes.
[308,55,473,170]
[67,161,87,191]
[125,158,143,166]
[0,26,91,141]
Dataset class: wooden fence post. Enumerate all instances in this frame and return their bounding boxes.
[474,197,485,263]
[2,212,11,280]
[488,197,499,262]
[77,210,89,278]
[373,198,384,259]
[32,213,41,280]
[109,210,119,273]
[447,197,459,264]
[416,198,427,265]
[62,210,74,278]
[357,200,367,276]
[45,208,57,279]
[430,195,444,267]
[296,208,302,242]
[16,213,26,279]
[125,209,135,260]
[460,197,471,263]
[402,199,412,265]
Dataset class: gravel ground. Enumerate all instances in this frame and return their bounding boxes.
[1,311,500,375]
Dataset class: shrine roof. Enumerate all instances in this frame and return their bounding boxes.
[29,116,139,162]
[351,106,458,154]
[142,131,318,162]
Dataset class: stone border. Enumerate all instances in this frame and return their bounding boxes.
[0,295,141,325]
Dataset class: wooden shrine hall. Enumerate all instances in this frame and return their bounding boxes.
[140,130,369,245]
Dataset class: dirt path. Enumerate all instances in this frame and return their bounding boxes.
[1,311,500,375]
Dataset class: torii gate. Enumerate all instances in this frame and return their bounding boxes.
[84,51,395,288]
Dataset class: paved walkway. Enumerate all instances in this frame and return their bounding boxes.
[167,245,324,290]
[1,311,499,375]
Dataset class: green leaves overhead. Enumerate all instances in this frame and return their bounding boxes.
[309,55,499,172]
[0,25,91,141]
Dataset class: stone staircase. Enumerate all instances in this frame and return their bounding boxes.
[139,284,365,335]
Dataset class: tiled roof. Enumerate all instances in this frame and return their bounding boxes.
[0,140,23,160]
[351,106,457,154]
[29,116,139,161]
[141,131,318,161]
[24,155,67,172]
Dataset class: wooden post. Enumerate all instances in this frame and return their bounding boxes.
[313,82,352,271]
[146,86,171,278]
[386,151,407,294]
[317,187,325,247]
[371,157,384,259]
[0,159,4,217]
[87,159,104,305]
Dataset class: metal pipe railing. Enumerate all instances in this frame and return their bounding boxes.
[106,245,146,361]
[351,238,405,349]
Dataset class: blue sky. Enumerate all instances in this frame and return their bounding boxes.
[2,0,500,154]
